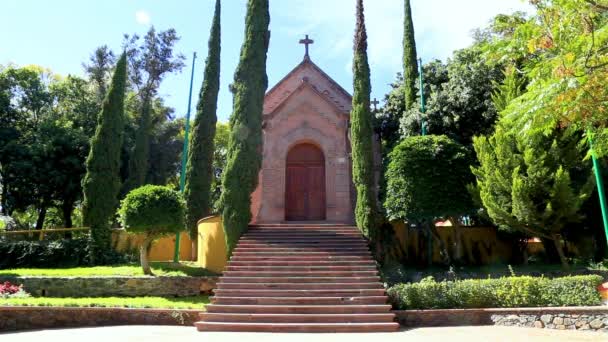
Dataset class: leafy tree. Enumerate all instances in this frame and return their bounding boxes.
[211,122,230,212]
[385,135,475,265]
[82,54,128,264]
[351,0,378,239]
[123,27,185,193]
[400,47,502,145]
[83,45,116,104]
[480,0,608,156]
[185,0,221,238]
[402,0,418,111]
[471,124,594,268]
[220,0,270,255]
[118,185,185,275]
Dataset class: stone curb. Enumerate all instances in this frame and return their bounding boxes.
[0,306,201,332]
[394,307,608,332]
[0,276,219,297]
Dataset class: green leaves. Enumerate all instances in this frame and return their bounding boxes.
[385,135,475,222]
[118,185,185,236]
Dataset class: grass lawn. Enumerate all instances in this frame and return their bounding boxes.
[0,262,216,277]
[0,296,209,309]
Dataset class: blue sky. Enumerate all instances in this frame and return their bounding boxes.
[1,0,531,122]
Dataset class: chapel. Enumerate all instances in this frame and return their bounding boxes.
[250,36,380,224]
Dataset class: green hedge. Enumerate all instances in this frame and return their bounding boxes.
[387,275,604,310]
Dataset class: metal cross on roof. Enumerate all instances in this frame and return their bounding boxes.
[371,98,380,111]
[299,34,314,59]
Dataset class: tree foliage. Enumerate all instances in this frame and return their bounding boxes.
[471,124,594,268]
[402,0,418,111]
[117,185,184,275]
[220,0,270,256]
[351,0,378,239]
[185,0,221,238]
[122,27,185,193]
[82,54,127,264]
[385,135,475,222]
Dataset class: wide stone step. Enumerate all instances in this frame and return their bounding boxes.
[232,248,370,254]
[199,313,395,323]
[211,296,390,305]
[240,237,364,242]
[205,304,393,314]
[219,276,381,283]
[222,270,378,277]
[216,282,384,290]
[212,289,386,297]
[231,252,371,257]
[249,224,357,228]
[224,265,377,272]
[228,260,377,267]
[195,322,400,333]
[243,232,363,237]
[230,255,374,262]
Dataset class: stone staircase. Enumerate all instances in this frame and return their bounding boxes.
[195,223,399,333]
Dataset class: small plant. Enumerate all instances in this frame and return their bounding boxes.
[118,185,186,275]
[0,282,30,299]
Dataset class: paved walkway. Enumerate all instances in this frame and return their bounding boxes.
[2,326,605,342]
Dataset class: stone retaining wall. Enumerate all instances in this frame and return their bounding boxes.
[0,307,199,331]
[395,307,608,333]
[0,276,218,297]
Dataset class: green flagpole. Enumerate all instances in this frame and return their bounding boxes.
[588,130,608,248]
[418,58,426,136]
[174,52,198,263]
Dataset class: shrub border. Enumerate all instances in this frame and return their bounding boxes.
[0,306,200,331]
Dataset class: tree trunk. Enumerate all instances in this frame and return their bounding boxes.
[62,200,74,239]
[448,217,463,264]
[35,205,48,230]
[552,234,569,269]
[140,233,156,276]
[430,224,451,266]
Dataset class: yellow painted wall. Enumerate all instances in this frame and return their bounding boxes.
[392,221,514,265]
[196,216,227,273]
[111,230,194,262]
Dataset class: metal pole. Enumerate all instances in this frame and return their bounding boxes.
[418,58,426,136]
[588,130,608,247]
[174,52,197,263]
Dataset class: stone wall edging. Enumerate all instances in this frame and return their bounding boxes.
[394,307,608,332]
[0,307,200,331]
[0,276,219,298]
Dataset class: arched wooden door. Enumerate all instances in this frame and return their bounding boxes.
[285,143,326,221]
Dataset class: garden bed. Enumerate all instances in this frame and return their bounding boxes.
[0,262,216,277]
[0,296,209,309]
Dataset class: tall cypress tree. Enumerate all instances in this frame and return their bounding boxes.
[403,0,418,110]
[351,0,378,239]
[82,53,127,263]
[184,0,221,238]
[220,0,270,255]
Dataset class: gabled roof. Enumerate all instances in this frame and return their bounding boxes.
[264,57,352,116]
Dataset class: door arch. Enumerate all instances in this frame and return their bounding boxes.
[285,143,326,221]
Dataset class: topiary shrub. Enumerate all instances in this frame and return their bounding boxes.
[118,185,185,275]
[387,275,604,310]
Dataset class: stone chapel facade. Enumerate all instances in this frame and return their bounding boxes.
[249,54,357,224]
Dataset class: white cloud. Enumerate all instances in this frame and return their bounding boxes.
[274,0,533,71]
[135,10,151,25]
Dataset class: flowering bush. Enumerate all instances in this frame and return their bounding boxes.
[0,281,30,299]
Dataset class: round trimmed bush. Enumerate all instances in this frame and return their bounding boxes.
[118,185,185,275]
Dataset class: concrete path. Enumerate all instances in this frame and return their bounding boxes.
[2,326,605,342]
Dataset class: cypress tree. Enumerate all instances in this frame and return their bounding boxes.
[351,0,378,239]
[184,0,221,238]
[220,0,270,255]
[82,53,127,263]
[403,0,418,110]
[124,97,152,192]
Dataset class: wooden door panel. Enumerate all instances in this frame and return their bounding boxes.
[308,166,326,220]
[285,144,326,221]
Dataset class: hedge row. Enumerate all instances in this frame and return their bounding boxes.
[387,275,604,310]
